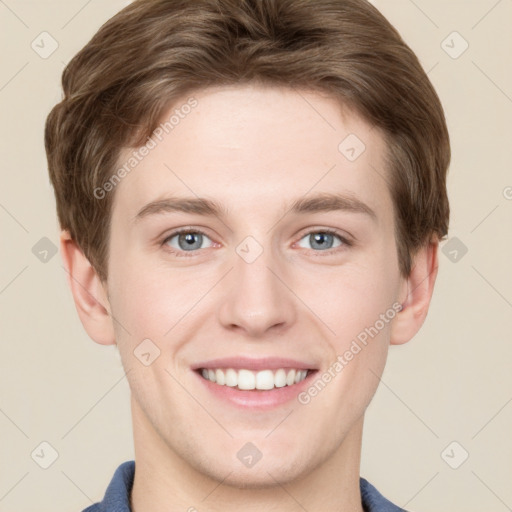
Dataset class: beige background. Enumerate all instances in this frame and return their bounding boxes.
[1,0,511,511]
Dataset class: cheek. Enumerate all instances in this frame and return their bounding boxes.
[301,257,400,344]
[109,259,209,338]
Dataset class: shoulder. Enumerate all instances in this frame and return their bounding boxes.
[360,477,410,512]
[80,460,135,512]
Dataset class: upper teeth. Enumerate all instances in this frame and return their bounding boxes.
[201,368,309,390]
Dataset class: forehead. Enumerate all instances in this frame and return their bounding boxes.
[112,84,392,223]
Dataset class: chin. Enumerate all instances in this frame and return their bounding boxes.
[190,443,319,490]
[209,459,310,490]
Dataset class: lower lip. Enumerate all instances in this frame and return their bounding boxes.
[194,370,317,410]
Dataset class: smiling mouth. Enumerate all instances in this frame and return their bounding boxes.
[197,367,315,391]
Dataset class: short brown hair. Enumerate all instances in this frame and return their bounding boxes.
[45,0,450,282]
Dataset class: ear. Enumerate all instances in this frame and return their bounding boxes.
[390,239,439,345]
[59,230,116,346]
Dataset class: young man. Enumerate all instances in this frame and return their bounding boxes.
[45,0,450,510]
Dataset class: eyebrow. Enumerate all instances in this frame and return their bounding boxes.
[133,192,377,223]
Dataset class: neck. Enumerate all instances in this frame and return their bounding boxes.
[130,398,365,512]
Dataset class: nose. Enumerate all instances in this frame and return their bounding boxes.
[217,244,297,338]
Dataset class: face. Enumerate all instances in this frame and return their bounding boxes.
[106,84,405,487]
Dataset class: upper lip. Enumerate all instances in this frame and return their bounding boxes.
[192,357,318,372]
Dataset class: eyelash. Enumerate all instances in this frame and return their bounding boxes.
[160,227,353,258]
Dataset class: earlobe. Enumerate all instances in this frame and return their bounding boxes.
[59,230,116,346]
[390,239,439,345]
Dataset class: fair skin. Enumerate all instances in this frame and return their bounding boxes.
[61,84,438,512]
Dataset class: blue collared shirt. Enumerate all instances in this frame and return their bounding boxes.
[82,460,408,511]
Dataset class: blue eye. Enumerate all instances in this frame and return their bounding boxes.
[163,230,213,254]
[297,230,346,251]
